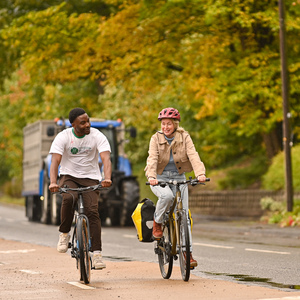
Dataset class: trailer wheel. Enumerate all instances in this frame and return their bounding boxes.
[41,171,51,224]
[50,193,62,225]
[120,179,140,227]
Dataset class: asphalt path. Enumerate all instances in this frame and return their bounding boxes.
[1,203,300,300]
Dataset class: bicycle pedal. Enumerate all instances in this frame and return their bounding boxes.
[174,255,178,261]
[190,266,195,270]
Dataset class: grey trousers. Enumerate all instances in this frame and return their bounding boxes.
[150,171,193,251]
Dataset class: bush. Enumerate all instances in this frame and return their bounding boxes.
[218,155,268,189]
[1,177,22,198]
[260,197,300,227]
[262,145,300,191]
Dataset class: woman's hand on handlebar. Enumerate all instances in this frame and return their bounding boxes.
[148,177,158,186]
[197,174,206,182]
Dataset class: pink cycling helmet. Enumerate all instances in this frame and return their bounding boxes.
[158,107,181,121]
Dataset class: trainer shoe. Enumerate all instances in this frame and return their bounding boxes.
[92,252,106,270]
[153,220,163,239]
[57,233,70,253]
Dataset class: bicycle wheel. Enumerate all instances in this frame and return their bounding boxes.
[157,222,173,279]
[70,225,79,270]
[178,210,190,281]
[77,216,91,284]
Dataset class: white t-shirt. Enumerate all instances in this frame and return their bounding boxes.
[49,127,111,180]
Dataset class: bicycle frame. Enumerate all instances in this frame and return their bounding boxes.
[70,193,92,259]
[166,188,183,257]
[150,177,210,281]
[57,183,103,284]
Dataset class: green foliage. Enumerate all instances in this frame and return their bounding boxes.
[218,154,269,190]
[260,198,300,227]
[262,145,300,191]
[0,0,300,190]
[260,196,285,212]
[1,177,23,198]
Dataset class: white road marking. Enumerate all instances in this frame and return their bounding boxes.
[123,234,137,239]
[67,282,96,290]
[194,242,234,249]
[245,248,290,255]
[0,249,36,254]
[20,269,41,275]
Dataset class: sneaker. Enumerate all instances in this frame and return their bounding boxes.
[153,220,163,239]
[92,253,106,270]
[57,233,70,253]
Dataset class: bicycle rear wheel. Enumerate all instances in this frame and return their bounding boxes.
[77,216,91,284]
[178,210,190,281]
[157,222,173,279]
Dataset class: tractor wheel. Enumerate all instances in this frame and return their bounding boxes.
[120,179,140,227]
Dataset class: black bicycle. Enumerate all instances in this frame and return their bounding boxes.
[58,183,103,284]
[147,177,210,281]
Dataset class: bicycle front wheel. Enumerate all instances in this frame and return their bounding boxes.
[77,216,91,284]
[178,210,190,281]
[157,222,173,279]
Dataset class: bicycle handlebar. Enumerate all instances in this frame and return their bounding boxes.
[146,178,210,187]
[58,183,103,194]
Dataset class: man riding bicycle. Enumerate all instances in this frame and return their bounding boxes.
[49,107,112,270]
[145,107,206,268]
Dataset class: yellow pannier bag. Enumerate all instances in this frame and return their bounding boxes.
[189,209,193,231]
[131,198,155,243]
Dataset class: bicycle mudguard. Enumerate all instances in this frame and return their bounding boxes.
[131,198,155,242]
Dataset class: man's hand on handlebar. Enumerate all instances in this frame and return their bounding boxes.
[49,182,59,193]
[101,179,112,187]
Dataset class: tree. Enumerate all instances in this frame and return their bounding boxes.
[0,0,300,188]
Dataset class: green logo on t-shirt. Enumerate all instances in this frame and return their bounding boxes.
[71,147,79,154]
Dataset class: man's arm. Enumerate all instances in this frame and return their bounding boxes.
[99,151,112,187]
[49,153,62,193]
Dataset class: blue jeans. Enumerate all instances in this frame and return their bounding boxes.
[150,171,193,251]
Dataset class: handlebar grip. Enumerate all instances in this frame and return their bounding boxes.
[206,178,210,182]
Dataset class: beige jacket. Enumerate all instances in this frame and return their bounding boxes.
[145,130,205,179]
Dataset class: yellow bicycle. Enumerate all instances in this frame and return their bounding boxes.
[148,177,209,281]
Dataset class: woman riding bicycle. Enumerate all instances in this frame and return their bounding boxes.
[145,107,206,268]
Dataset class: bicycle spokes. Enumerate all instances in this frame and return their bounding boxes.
[157,224,173,279]
[178,211,190,281]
